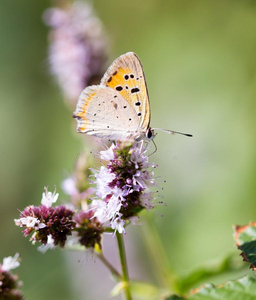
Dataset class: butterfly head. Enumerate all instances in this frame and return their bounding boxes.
[145,127,156,141]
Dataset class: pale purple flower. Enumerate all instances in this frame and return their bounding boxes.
[41,187,59,207]
[95,166,115,198]
[139,192,155,210]
[110,216,126,234]
[38,235,55,253]
[131,146,151,169]
[132,169,155,190]
[105,195,122,219]
[91,199,108,223]
[2,254,20,272]
[100,144,116,161]
[14,215,46,229]
[62,177,78,197]
[43,1,108,105]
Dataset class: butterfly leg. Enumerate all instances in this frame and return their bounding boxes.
[139,140,144,153]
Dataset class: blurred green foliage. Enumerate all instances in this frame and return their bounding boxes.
[1,0,256,299]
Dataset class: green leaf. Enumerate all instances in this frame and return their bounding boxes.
[176,253,244,293]
[234,222,256,270]
[166,276,256,300]
[165,296,183,300]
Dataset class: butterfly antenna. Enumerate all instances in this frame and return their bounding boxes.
[150,139,158,156]
[153,128,193,137]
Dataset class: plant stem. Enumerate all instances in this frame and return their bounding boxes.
[97,252,121,280]
[116,232,132,300]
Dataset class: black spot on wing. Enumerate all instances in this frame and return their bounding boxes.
[107,77,112,83]
[124,74,129,80]
[135,101,141,106]
[116,86,123,91]
[113,71,117,76]
[131,87,140,94]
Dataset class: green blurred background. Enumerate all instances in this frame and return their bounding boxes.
[1,0,256,299]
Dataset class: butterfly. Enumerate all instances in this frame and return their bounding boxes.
[73,52,192,141]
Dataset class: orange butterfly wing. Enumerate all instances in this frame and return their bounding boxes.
[100,52,151,132]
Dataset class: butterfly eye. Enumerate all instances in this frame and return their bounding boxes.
[146,128,155,140]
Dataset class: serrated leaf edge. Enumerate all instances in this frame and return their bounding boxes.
[186,276,256,298]
[233,223,256,270]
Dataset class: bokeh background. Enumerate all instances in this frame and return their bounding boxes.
[1,0,256,299]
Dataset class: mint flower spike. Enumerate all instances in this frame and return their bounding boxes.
[62,151,95,209]
[92,141,157,234]
[15,187,75,249]
[43,1,108,105]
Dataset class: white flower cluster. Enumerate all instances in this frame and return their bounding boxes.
[92,143,156,233]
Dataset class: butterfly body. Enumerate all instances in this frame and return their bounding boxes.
[73,52,153,141]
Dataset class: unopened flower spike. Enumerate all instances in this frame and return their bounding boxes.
[74,210,104,250]
[62,151,96,209]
